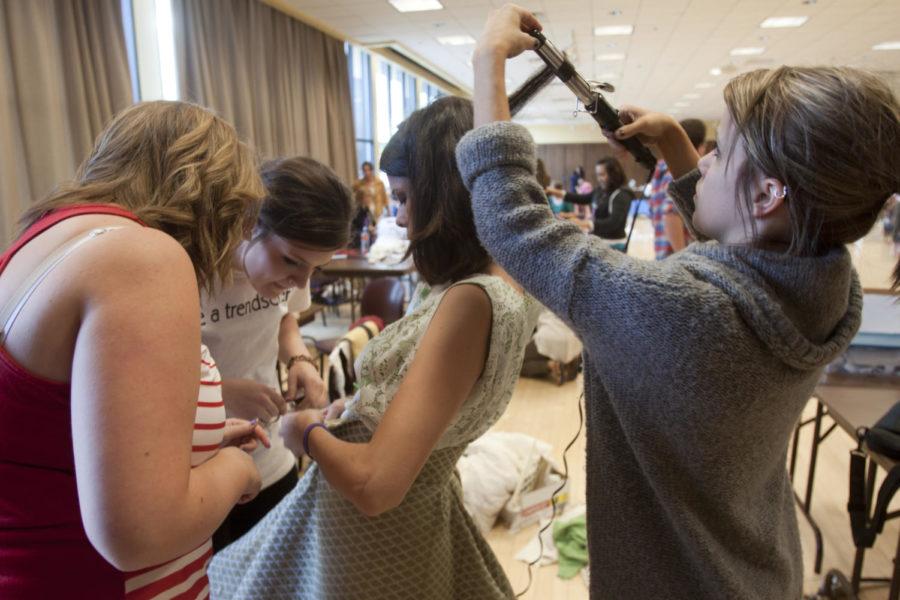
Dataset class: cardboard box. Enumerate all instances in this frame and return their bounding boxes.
[500,456,570,532]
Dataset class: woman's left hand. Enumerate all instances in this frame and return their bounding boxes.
[280,408,327,456]
[287,360,327,409]
[221,418,271,453]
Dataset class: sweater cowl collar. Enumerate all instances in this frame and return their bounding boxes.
[679,243,862,371]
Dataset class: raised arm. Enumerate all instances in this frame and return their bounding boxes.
[72,229,259,571]
[281,283,493,517]
[458,5,706,352]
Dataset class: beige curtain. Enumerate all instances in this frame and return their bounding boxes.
[0,0,132,245]
[173,0,357,184]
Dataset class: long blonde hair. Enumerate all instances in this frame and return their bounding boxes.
[20,101,264,291]
[724,67,899,255]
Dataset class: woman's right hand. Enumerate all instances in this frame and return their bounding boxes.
[221,378,287,424]
[475,4,542,60]
[603,105,679,151]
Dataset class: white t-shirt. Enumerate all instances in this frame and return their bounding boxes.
[200,272,311,488]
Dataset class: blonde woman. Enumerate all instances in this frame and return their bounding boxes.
[0,101,266,599]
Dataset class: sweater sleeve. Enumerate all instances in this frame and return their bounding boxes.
[666,169,707,241]
[456,121,687,353]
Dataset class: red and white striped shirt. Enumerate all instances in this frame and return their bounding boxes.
[123,345,225,600]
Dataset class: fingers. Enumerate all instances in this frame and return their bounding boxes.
[602,128,627,153]
[615,121,640,140]
[249,423,270,449]
[519,10,542,34]
[261,386,286,417]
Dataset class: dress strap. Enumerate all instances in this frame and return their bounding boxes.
[0,227,123,345]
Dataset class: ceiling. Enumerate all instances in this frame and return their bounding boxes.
[280,0,900,124]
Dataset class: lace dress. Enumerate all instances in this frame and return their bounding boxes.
[209,274,539,599]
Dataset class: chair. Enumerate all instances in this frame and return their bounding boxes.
[309,274,348,326]
[313,277,406,373]
[359,277,405,327]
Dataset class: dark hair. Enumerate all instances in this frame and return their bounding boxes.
[381,96,489,285]
[724,66,900,256]
[679,118,707,151]
[596,157,626,191]
[361,161,373,170]
[257,157,353,250]
[508,63,556,117]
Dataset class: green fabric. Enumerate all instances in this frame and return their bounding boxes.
[552,514,588,579]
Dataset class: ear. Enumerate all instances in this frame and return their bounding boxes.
[751,176,788,219]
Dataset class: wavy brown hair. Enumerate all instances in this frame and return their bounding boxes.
[723,67,900,256]
[20,101,264,291]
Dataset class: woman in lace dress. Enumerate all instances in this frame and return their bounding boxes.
[209,97,539,599]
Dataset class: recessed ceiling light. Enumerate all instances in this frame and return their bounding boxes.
[594,25,634,36]
[873,41,900,51]
[731,47,765,56]
[609,9,622,16]
[388,0,443,13]
[674,101,691,107]
[695,82,714,89]
[683,93,701,99]
[437,35,475,45]
[596,53,626,61]
[760,16,808,28]
[709,67,722,76]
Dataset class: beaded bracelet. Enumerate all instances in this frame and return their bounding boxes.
[287,354,317,371]
[302,421,328,460]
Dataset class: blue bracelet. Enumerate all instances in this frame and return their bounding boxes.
[302,421,328,460]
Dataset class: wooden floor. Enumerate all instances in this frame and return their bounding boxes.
[483,220,899,599]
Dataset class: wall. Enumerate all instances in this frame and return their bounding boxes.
[536,142,653,190]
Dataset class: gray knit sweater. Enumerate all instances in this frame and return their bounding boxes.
[456,122,862,600]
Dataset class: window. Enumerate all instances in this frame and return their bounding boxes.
[347,44,374,173]
[346,43,448,174]
[418,81,444,108]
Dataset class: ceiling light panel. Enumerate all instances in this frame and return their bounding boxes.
[437,35,475,45]
[594,25,634,36]
[730,47,765,56]
[388,0,443,13]
[760,16,808,28]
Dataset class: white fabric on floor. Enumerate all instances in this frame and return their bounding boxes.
[457,431,555,535]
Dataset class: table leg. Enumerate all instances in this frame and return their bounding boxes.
[801,400,826,574]
[851,457,879,592]
[790,420,801,482]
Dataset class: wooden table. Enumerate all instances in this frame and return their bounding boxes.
[790,373,900,595]
[320,255,415,321]
[320,256,415,279]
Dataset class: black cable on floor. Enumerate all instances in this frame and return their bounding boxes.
[516,391,584,598]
